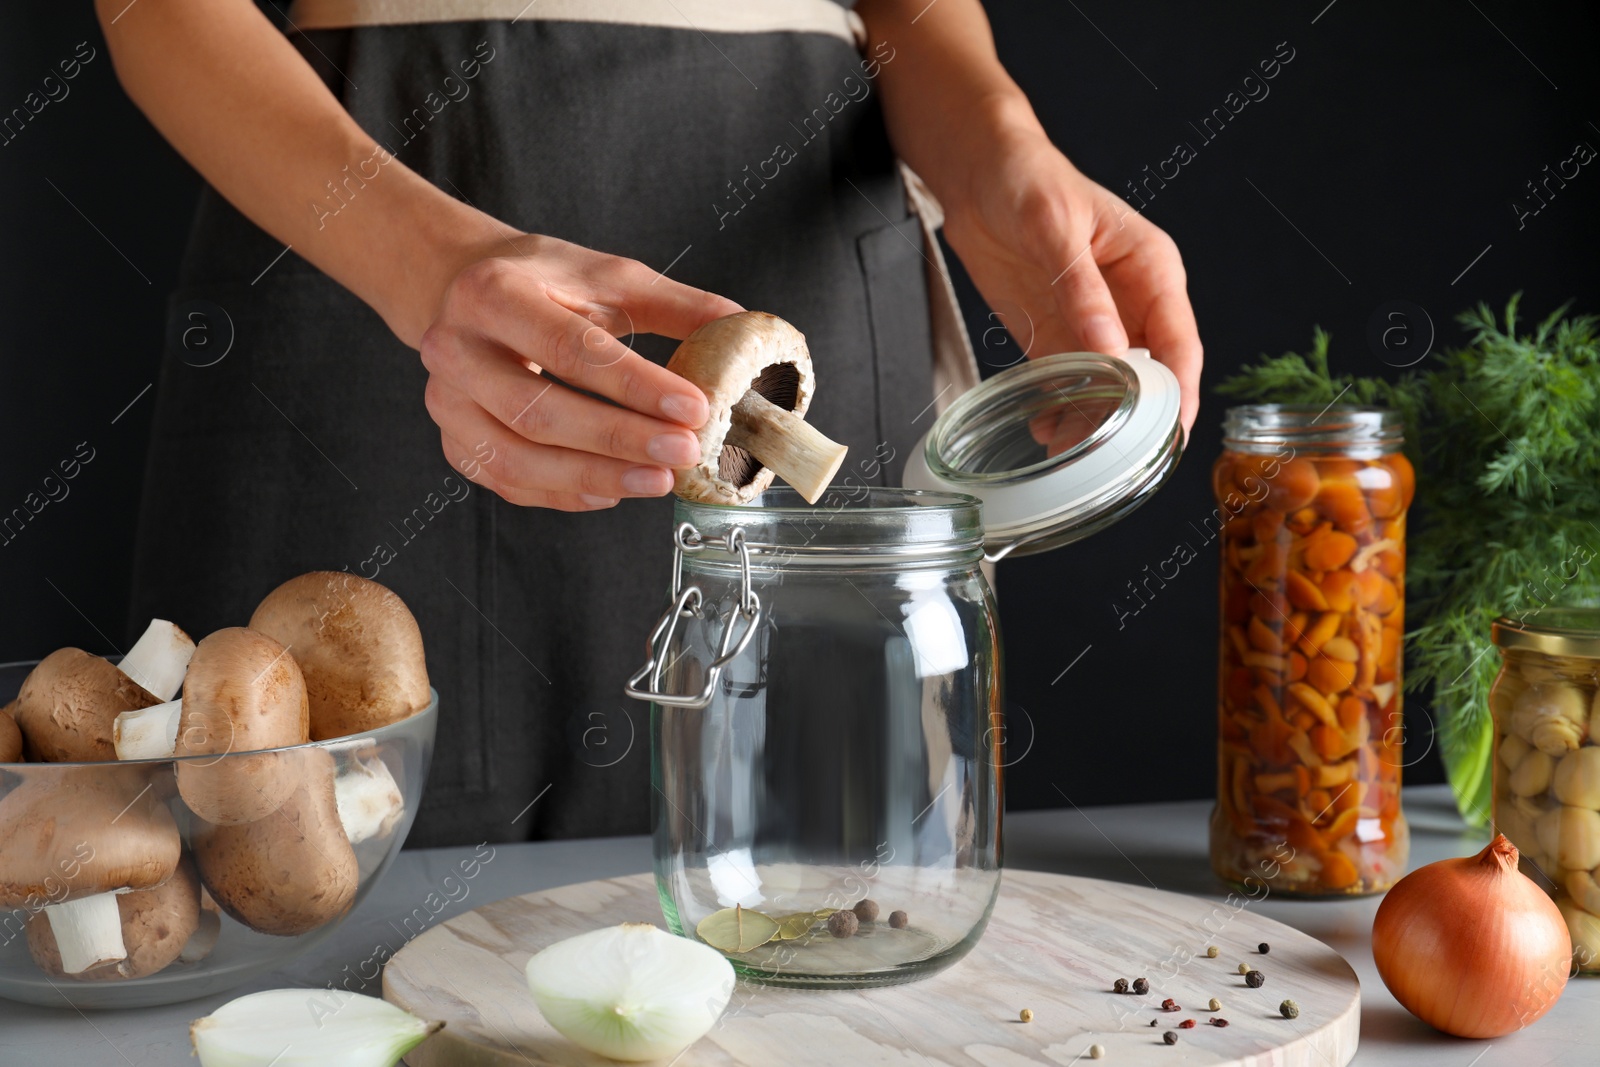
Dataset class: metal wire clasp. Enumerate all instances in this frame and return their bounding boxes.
[623,522,763,709]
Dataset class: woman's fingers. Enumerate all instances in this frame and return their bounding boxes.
[1138,284,1204,437]
[429,382,676,502]
[442,258,712,427]
[422,328,702,467]
[442,431,617,511]
[564,251,745,342]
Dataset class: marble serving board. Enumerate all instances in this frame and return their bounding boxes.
[384,868,1359,1067]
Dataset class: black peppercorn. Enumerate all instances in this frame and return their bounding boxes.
[1259,942,1270,955]
[827,909,859,938]
[853,899,880,923]
[1245,970,1265,988]
[888,910,909,929]
[1163,1031,1178,1045]
[1132,977,1150,995]
[1149,1019,1158,1027]
[1113,978,1130,994]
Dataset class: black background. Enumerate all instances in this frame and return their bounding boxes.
[3,1,1597,820]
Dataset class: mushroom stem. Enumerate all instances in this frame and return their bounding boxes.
[45,892,128,974]
[726,389,848,504]
[335,752,405,845]
[118,620,196,702]
[113,699,183,760]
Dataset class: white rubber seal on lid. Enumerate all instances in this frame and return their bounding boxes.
[903,348,1183,560]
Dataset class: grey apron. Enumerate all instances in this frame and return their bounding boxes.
[129,0,974,846]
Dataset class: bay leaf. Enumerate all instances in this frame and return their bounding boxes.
[773,912,824,940]
[696,905,780,953]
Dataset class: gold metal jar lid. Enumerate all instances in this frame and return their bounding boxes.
[1492,608,1600,658]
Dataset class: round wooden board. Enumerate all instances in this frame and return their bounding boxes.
[384,869,1358,1067]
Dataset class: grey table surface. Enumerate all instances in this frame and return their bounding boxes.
[1,784,1592,1066]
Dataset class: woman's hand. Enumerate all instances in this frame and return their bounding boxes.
[942,125,1203,436]
[419,233,742,511]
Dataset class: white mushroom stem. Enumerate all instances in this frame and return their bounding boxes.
[118,620,196,701]
[726,389,848,504]
[113,699,183,760]
[44,892,128,974]
[180,891,222,965]
[335,754,405,845]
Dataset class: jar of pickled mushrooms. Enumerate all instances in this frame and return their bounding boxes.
[1210,405,1411,895]
[1490,609,1600,973]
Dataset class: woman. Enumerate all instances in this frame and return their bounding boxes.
[103,0,1201,845]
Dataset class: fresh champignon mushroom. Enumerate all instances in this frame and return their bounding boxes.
[28,853,201,981]
[0,767,181,974]
[13,648,162,762]
[664,312,848,505]
[117,619,196,702]
[249,572,430,740]
[174,627,310,825]
[0,703,21,762]
[193,747,358,936]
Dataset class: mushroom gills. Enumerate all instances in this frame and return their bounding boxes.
[44,891,129,974]
[118,619,196,701]
[725,387,848,505]
[114,699,183,760]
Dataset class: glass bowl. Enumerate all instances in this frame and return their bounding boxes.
[0,683,435,1009]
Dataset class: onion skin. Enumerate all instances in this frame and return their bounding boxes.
[1372,834,1571,1038]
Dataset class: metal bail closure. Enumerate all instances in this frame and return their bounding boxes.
[624,522,763,709]
[902,348,1184,561]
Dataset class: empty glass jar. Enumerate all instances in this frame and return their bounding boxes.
[631,488,1001,988]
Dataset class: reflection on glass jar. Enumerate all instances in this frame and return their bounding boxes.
[1490,610,1600,974]
[1210,406,1412,895]
[636,488,1001,988]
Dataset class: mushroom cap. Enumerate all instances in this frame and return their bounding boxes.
[176,628,309,756]
[664,312,816,505]
[0,704,21,763]
[174,627,310,825]
[14,648,160,762]
[27,852,202,980]
[0,765,181,908]
[193,747,358,936]
[249,572,431,741]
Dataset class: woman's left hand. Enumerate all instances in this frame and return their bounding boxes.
[942,125,1203,437]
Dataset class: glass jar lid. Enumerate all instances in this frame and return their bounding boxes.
[1492,608,1600,658]
[903,349,1183,560]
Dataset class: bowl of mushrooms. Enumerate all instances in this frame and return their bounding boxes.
[0,572,437,1009]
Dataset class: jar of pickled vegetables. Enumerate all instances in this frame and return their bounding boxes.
[1210,405,1412,895]
[1490,610,1600,973]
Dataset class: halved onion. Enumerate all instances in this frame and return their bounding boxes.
[525,922,735,1061]
[190,989,441,1067]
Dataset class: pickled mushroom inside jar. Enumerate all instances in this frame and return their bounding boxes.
[1211,446,1412,895]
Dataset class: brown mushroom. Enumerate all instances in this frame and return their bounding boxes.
[174,627,310,825]
[0,765,182,973]
[0,703,21,763]
[249,572,430,740]
[13,648,161,762]
[27,853,201,980]
[192,747,358,936]
[664,312,848,505]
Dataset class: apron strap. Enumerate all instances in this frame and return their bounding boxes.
[286,0,867,47]
[899,163,982,417]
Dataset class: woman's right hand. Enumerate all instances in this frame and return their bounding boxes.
[419,233,743,511]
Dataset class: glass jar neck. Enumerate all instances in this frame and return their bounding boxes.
[674,488,984,570]
[1223,404,1403,456]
